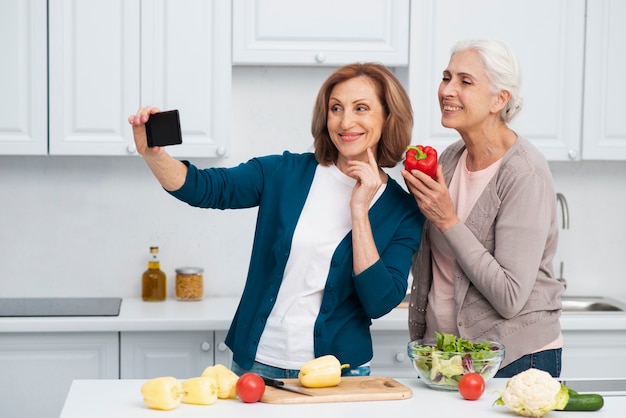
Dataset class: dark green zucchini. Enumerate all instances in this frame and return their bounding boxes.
[562,388,604,412]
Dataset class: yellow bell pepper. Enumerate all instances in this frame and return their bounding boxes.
[298,355,350,388]
[201,363,239,399]
[141,376,184,410]
[182,376,219,405]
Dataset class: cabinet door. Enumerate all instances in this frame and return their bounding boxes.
[214,330,233,367]
[409,0,585,161]
[0,0,47,155]
[48,0,141,155]
[582,0,626,159]
[48,0,230,157]
[370,331,414,378]
[141,0,231,158]
[120,331,214,379]
[0,332,118,418]
[561,330,626,378]
[233,0,409,66]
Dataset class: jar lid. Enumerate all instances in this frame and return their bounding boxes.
[175,267,204,274]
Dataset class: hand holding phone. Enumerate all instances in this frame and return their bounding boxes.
[145,110,183,147]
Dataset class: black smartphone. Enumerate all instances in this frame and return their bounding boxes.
[145,109,183,147]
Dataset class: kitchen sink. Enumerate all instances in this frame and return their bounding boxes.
[561,296,625,312]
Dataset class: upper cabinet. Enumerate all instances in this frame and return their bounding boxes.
[0,0,47,155]
[232,0,409,66]
[49,0,231,157]
[408,0,586,161]
[581,0,626,160]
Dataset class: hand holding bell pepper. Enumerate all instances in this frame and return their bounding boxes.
[404,145,438,179]
[141,376,184,410]
[201,364,239,399]
[298,355,350,388]
[182,376,219,405]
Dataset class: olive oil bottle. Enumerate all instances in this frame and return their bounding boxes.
[142,246,166,301]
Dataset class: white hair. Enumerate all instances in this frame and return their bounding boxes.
[451,39,523,123]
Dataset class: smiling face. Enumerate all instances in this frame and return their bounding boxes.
[326,76,386,171]
[438,49,505,135]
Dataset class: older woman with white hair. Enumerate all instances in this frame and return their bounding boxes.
[402,39,563,378]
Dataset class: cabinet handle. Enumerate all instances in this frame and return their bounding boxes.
[126,144,137,154]
[568,149,579,160]
[315,52,326,63]
[200,341,211,351]
[217,342,228,352]
[216,146,227,157]
[394,352,406,363]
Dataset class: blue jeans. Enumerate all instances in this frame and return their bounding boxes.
[231,360,370,379]
[495,348,562,378]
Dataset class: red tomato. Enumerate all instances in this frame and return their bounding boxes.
[458,373,485,400]
[236,372,266,403]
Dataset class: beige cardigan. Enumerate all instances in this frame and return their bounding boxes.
[408,137,563,367]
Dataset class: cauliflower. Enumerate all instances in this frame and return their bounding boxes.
[495,368,569,417]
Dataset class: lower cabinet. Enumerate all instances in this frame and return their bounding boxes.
[560,330,626,378]
[0,332,118,418]
[119,330,233,379]
[370,330,414,378]
[371,329,626,380]
[120,331,214,379]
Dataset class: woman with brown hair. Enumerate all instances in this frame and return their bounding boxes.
[129,62,424,378]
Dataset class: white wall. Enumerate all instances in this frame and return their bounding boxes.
[1,66,624,300]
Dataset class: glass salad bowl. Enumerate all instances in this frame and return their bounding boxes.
[407,335,505,391]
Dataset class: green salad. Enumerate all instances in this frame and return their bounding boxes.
[410,332,503,386]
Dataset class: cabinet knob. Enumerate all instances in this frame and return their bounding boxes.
[394,352,406,363]
[315,52,326,63]
[568,149,579,160]
[127,144,137,154]
[200,341,211,351]
[217,342,228,352]
[216,146,227,157]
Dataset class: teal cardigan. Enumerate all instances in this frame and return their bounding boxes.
[170,151,423,370]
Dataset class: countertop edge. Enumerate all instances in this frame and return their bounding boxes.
[2,297,626,333]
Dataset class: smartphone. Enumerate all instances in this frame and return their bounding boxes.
[145,109,183,147]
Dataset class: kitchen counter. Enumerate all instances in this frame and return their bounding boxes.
[59,378,625,418]
[1,297,626,333]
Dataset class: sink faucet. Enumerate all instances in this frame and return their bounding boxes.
[556,193,569,229]
[555,193,569,290]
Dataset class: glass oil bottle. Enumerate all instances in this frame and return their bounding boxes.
[142,246,166,301]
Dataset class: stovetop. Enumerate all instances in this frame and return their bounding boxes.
[0,297,122,317]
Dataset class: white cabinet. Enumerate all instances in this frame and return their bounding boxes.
[233,0,409,66]
[47,0,230,157]
[409,0,586,161]
[561,329,626,378]
[0,0,47,155]
[370,330,414,378]
[581,0,626,160]
[0,332,118,418]
[214,330,233,366]
[120,331,216,379]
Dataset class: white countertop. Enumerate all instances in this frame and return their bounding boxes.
[59,378,625,418]
[1,297,626,333]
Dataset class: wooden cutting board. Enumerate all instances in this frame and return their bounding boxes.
[260,376,413,404]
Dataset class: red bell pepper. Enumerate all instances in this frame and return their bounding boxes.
[404,145,438,179]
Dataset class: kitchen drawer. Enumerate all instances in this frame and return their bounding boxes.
[370,330,414,377]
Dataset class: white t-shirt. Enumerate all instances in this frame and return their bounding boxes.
[256,164,385,369]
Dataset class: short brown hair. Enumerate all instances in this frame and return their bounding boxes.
[311,63,413,168]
